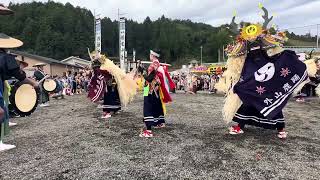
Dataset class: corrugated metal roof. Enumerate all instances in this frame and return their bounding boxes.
[61,56,91,63]
[10,50,83,68]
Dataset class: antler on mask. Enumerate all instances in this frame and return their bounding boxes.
[229,16,239,35]
[87,48,93,61]
[308,49,315,60]
[260,6,273,29]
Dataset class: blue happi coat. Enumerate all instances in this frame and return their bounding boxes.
[233,50,307,128]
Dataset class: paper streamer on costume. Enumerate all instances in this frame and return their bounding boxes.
[293,59,318,96]
[234,50,307,119]
[304,59,318,77]
[99,55,137,107]
[214,55,245,123]
[159,88,167,115]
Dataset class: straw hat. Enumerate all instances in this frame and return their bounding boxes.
[33,63,47,67]
[0,33,23,49]
[0,4,14,15]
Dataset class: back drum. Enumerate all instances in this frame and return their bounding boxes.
[9,81,39,117]
[43,79,57,93]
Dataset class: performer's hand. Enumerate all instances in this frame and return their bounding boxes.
[23,78,39,88]
[28,78,39,88]
[32,82,40,88]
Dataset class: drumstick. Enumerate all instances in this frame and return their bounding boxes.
[38,75,50,84]
[140,61,172,66]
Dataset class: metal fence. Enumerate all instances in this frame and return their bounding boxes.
[283,46,320,53]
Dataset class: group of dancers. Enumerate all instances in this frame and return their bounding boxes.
[86,4,320,140]
[87,50,174,138]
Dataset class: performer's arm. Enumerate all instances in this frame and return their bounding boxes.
[137,66,144,74]
[22,78,39,88]
[6,55,39,88]
[100,70,112,79]
[144,70,156,83]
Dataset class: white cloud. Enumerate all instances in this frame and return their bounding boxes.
[2,0,320,35]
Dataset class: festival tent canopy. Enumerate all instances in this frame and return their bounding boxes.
[190,65,208,73]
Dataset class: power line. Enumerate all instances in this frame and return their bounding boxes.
[281,24,319,30]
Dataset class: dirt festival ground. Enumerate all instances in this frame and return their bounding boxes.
[0,93,319,180]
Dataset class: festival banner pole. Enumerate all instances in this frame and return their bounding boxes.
[95,15,101,53]
[119,17,126,71]
[317,24,319,49]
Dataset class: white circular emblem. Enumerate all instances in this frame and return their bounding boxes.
[254,63,275,82]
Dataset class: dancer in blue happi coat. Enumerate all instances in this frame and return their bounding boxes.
[215,5,318,139]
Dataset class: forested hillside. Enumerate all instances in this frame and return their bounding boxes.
[0,1,233,63]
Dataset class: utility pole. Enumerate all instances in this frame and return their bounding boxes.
[93,10,95,38]
[317,24,319,49]
[222,45,225,62]
[118,8,120,68]
[200,46,203,65]
[133,49,136,70]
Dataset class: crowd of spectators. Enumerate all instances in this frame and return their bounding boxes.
[51,69,91,98]
[171,74,221,94]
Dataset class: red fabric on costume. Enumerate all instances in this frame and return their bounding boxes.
[163,66,175,90]
[146,58,173,103]
[157,71,172,103]
[87,68,110,102]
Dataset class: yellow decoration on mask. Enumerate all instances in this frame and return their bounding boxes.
[258,2,263,9]
[246,25,258,35]
[241,24,263,41]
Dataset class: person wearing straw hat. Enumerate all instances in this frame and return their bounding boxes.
[16,58,29,70]
[7,57,30,125]
[0,3,38,151]
[0,33,39,104]
[33,63,50,107]
[0,32,39,151]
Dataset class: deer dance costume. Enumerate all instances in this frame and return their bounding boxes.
[88,53,137,119]
[140,50,175,138]
[215,5,318,139]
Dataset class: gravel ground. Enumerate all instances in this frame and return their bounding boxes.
[0,93,319,180]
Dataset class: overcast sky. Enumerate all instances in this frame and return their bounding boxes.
[3,0,320,35]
